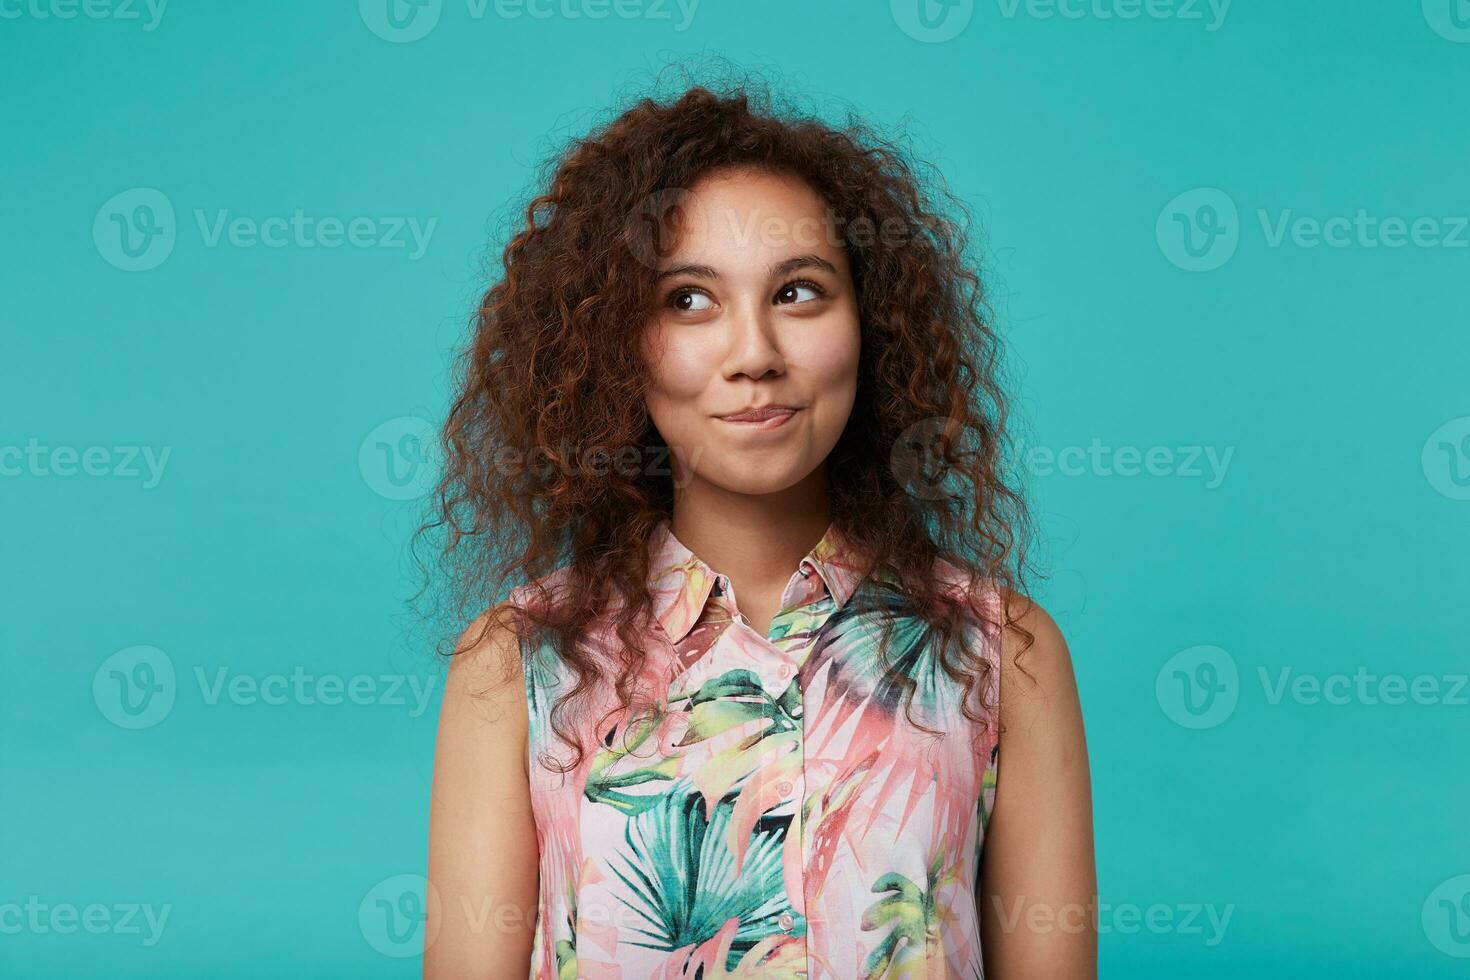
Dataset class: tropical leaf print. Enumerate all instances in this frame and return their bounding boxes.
[859,848,964,978]
[651,916,809,979]
[584,668,796,816]
[552,938,576,980]
[608,780,797,972]
[518,520,999,977]
[584,710,681,815]
[814,587,953,719]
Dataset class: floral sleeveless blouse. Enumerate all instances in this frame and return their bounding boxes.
[512,519,1002,978]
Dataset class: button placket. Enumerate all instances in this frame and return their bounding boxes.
[777,593,809,955]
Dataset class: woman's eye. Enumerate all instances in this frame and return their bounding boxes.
[774,280,825,305]
[669,289,714,312]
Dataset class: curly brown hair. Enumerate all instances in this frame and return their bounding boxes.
[419,71,1036,775]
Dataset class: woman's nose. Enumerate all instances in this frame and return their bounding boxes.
[721,302,785,381]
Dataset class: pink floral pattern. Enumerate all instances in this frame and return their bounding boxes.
[512,518,1002,978]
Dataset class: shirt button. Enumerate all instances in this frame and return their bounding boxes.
[777,663,794,680]
[778,912,795,932]
[776,779,794,796]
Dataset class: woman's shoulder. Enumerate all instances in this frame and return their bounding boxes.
[928,558,1069,676]
[446,601,529,699]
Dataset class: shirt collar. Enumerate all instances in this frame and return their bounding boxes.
[646,517,870,644]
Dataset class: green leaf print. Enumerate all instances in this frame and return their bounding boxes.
[555,877,578,980]
[683,669,769,704]
[820,590,953,719]
[584,668,795,815]
[609,782,795,972]
[552,938,576,980]
[585,710,680,816]
[859,850,960,978]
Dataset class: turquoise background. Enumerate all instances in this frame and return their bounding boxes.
[3,1,1468,976]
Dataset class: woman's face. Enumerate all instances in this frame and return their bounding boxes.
[640,168,861,497]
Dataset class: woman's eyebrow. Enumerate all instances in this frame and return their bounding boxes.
[769,253,837,278]
[656,254,838,282]
[656,262,718,282]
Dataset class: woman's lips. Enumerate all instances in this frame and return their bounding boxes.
[716,407,799,429]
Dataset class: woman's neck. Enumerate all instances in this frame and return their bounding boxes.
[668,467,832,601]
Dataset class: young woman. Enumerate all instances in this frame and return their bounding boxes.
[424,81,1095,978]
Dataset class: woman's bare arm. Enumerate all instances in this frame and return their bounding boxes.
[424,609,539,979]
[980,594,1098,978]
